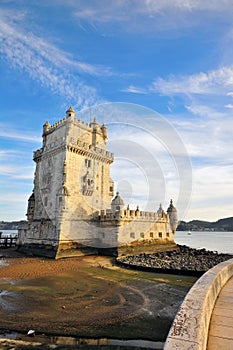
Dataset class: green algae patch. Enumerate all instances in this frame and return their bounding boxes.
[118,242,178,257]
[0,255,196,341]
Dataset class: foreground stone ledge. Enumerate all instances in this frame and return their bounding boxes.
[0,337,42,348]
[164,258,233,350]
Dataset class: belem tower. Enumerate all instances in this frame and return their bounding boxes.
[18,106,178,258]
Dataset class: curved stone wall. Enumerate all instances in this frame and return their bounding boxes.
[164,258,233,350]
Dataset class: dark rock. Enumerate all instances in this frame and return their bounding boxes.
[117,245,233,275]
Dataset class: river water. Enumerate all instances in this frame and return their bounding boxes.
[1,230,233,254]
[175,231,233,255]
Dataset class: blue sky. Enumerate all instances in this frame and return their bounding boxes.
[1,0,233,222]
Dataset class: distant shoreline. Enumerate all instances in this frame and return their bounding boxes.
[1,216,233,232]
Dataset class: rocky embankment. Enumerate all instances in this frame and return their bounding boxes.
[117,245,233,276]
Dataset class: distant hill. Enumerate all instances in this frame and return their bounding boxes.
[0,221,26,230]
[1,217,233,232]
[177,217,233,232]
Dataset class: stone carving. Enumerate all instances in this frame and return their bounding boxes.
[18,106,178,258]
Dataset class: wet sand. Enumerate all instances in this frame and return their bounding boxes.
[0,249,196,346]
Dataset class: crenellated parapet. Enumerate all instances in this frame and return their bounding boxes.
[33,143,66,162]
[42,107,108,142]
[92,206,169,223]
[35,108,114,163]
[33,148,43,160]
[67,138,114,163]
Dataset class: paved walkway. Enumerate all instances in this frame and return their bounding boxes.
[207,276,233,350]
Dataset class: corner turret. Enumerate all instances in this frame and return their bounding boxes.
[42,120,51,146]
[90,117,102,147]
[157,203,165,217]
[111,192,124,213]
[101,123,108,142]
[66,105,75,119]
[167,199,178,233]
[43,120,51,133]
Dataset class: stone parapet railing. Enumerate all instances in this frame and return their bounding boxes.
[92,209,167,222]
[164,257,233,350]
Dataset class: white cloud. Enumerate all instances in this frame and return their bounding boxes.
[0,164,34,180]
[224,104,233,109]
[0,193,28,204]
[185,104,225,118]
[150,66,233,96]
[121,85,147,94]
[0,10,108,108]
[185,164,233,221]
[0,126,41,143]
[144,0,233,13]
[0,147,34,182]
[172,111,233,161]
[72,0,233,32]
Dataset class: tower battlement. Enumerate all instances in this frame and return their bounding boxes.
[18,106,178,258]
[92,206,168,222]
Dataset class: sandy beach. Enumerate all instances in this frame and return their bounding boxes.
[0,249,196,347]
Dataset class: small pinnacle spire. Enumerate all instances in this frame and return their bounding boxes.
[66,105,75,113]
[66,105,75,119]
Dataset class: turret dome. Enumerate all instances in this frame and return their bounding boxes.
[167,199,178,233]
[66,105,75,119]
[111,192,124,212]
[112,192,124,205]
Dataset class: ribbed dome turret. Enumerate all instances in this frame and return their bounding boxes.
[111,192,124,213]
[157,203,165,216]
[167,199,178,233]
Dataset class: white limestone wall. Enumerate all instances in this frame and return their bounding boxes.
[59,219,118,249]
[117,217,173,245]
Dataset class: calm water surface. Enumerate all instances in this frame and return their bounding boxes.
[1,230,233,254]
[175,231,233,255]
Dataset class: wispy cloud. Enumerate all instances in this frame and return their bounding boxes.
[150,66,233,96]
[0,164,34,180]
[0,10,110,108]
[144,0,233,14]
[123,65,233,102]
[0,125,41,143]
[173,114,233,161]
[72,0,233,32]
[188,164,233,219]
[121,85,147,94]
[224,103,233,109]
[0,148,34,180]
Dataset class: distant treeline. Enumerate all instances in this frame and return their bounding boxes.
[0,221,26,230]
[177,217,233,232]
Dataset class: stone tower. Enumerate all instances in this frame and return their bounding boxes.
[18,106,178,258]
[18,106,114,257]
